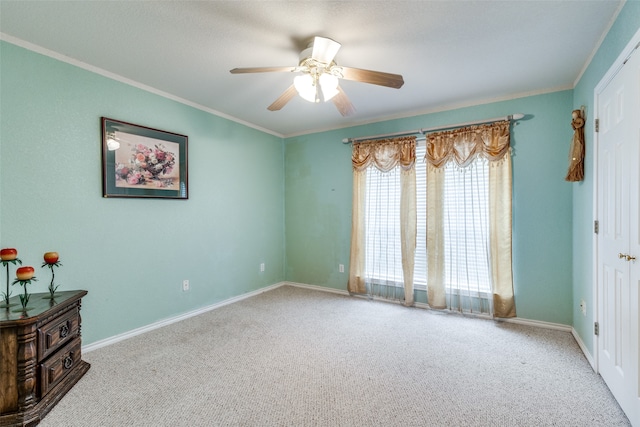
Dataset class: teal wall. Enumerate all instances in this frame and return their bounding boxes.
[285,91,575,325]
[571,1,640,356]
[0,42,285,345]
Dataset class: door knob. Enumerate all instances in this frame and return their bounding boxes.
[619,253,627,259]
[626,254,636,262]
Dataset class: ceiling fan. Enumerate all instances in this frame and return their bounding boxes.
[230,36,404,117]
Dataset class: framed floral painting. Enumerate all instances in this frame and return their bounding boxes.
[101,118,188,199]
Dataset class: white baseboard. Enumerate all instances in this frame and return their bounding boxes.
[83,282,285,353]
[571,327,596,370]
[497,316,572,332]
[283,281,350,296]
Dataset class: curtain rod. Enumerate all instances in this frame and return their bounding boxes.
[342,113,525,144]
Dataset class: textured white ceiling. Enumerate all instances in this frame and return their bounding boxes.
[0,1,623,137]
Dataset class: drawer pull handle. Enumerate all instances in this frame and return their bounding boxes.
[60,324,69,338]
[63,356,73,370]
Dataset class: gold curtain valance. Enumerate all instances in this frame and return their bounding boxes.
[425,121,510,168]
[352,136,416,172]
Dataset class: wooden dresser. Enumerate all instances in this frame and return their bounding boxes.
[0,290,89,426]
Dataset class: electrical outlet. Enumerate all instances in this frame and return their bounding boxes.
[339,264,345,273]
[579,299,586,316]
[260,263,265,272]
[182,280,190,291]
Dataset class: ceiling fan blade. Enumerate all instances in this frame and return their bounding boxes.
[267,85,298,111]
[338,66,404,89]
[311,36,341,64]
[230,66,297,74]
[332,86,356,117]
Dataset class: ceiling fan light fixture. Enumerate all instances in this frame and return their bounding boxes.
[294,74,319,103]
[319,73,339,101]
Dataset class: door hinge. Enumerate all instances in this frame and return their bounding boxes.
[594,220,599,234]
[595,118,599,132]
[594,322,599,336]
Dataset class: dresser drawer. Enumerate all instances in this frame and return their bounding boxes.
[39,336,82,398]
[37,307,80,362]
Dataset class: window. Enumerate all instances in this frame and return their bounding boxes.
[364,143,491,294]
[350,121,514,316]
[364,167,402,286]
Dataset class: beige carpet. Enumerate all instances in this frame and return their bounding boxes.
[40,286,629,426]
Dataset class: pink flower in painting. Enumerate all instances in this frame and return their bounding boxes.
[155,150,166,161]
[127,172,143,185]
[164,167,173,175]
[136,153,146,162]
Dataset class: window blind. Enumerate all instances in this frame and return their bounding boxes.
[363,145,491,295]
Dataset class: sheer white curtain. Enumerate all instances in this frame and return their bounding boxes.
[426,121,515,318]
[348,136,416,306]
[443,159,493,314]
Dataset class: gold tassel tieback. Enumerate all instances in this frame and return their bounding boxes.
[565,109,585,182]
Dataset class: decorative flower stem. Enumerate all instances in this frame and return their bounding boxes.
[3,263,7,304]
[12,274,37,311]
[20,282,30,309]
[0,257,22,308]
[50,267,56,294]
[42,253,61,299]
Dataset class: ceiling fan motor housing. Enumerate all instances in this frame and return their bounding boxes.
[299,47,314,64]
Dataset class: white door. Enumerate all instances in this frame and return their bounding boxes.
[597,44,640,426]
